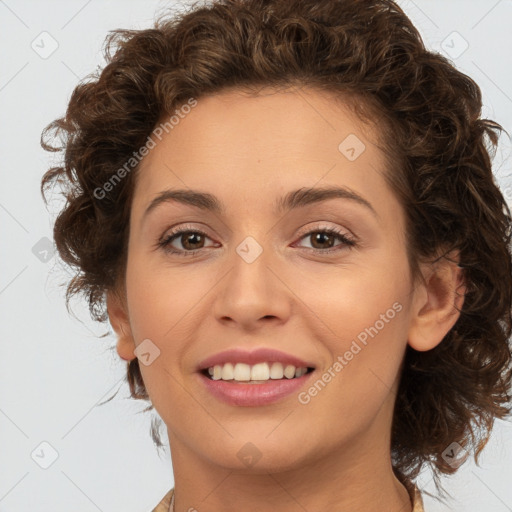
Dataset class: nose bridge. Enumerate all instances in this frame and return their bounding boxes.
[213,233,290,328]
[235,235,266,266]
[228,234,273,303]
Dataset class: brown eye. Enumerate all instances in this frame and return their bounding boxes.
[309,231,337,250]
[158,228,215,256]
[179,232,206,250]
[296,228,356,253]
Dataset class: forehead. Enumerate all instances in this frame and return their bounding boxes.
[133,86,387,200]
[128,86,407,254]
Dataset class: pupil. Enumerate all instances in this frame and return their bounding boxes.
[184,233,203,249]
[313,232,332,249]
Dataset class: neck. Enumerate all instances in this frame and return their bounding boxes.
[167,415,413,512]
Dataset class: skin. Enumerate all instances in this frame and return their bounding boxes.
[107,85,465,512]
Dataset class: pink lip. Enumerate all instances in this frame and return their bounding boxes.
[196,348,315,371]
[196,348,316,407]
[198,370,315,406]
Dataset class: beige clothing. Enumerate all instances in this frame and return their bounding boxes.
[151,485,425,511]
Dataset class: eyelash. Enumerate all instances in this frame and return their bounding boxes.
[157,224,357,257]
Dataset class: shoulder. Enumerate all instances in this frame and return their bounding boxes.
[151,488,174,512]
[150,486,424,511]
[412,484,425,512]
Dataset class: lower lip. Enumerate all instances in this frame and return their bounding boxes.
[198,371,315,406]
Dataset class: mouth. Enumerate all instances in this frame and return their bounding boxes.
[199,362,315,383]
[196,348,317,406]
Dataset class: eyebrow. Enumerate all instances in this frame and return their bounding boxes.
[142,185,378,222]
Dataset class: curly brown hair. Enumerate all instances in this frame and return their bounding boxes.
[40,0,512,499]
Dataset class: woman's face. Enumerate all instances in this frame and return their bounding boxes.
[113,86,425,472]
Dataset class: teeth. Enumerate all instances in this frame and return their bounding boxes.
[233,363,251,381]
[251,362,269,380]
[269,362,284,379]
[221,362,234,380]
[283,364,296,379]
[295,367,307,377]
[213,365,222,380]
[208,362,310,382]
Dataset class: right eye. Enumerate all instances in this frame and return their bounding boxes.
[158,227,217,256]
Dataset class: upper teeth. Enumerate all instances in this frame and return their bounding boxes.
[207,362,308,381]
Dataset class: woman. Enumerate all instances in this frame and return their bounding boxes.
[40,0,512,511]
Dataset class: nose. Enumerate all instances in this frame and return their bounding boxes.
[213,241,292,331]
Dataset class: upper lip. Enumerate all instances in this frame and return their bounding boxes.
[197,348,316,371]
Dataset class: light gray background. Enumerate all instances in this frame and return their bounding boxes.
[1,1,511,511]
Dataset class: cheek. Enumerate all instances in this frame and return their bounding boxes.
[123,259,201,415]
[123,254,221,405]
[125,251,210,345]
[294,252,411,402]
[294,290,409,448]
[295,252,411,347]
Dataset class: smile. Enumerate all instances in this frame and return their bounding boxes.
[196,348,317,406]
[204,362,313,382]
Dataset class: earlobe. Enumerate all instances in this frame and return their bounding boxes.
[408,251,466,352]
[106,289,137,362]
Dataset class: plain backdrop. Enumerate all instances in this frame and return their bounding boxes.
[1,1,511,511]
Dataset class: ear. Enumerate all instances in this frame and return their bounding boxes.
[408,250,466,352]
[106,289,137,361]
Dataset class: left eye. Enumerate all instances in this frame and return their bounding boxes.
[295,228,356,252]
